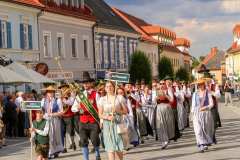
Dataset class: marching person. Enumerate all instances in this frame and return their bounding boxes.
[98,81,128,160]
[165,76,181,141]
[191,79,215,153]
[30,109,50,160]
[60,85,76,152]
[41,86,64,159]
[72,72,101,160]
[154,80,175,149]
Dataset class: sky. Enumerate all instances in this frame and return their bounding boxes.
[105,0,240,58]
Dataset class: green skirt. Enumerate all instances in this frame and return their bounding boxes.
[103,120,124,152]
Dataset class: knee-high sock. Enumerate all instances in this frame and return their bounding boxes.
[82,147,89,160]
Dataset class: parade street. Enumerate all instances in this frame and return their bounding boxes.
[1,102,239,160]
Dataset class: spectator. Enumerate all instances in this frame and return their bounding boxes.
[5,95,18,137]
[224,81,233,106]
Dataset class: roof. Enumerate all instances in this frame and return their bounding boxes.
[38,0,95,21]
[162,45,181,53]
[141,25,176,39]
[112,7,163,44]
[200,48,225,70]
[9,0,44,8]
[174,38,190,47]
[85,0,137,33]
[205,50,225,70]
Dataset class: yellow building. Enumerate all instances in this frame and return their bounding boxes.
[226,24,240,80]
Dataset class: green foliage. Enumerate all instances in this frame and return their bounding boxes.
[158,56,174,80]
[175,67,190,82]
[191,56,200,69]
[129,50,152,84]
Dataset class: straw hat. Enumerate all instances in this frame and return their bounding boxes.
[192,79,206,85]
[41,85,56,92]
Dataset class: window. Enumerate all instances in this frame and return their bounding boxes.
[95,38,101,69]
[57,33,65,58]
[43,31,52,57]
[23,24,29,49]
[119,38,124,68]
[1,21,7,48]
[71,34,78,58]
[103,37,109,67]
[83,35,89,58]
[110,38,115,65]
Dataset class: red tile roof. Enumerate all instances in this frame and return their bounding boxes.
[174,38,190,48]
[202,47,218,65]
[13,0,44,8]
[141,25,176,39]
[111,7,157,43]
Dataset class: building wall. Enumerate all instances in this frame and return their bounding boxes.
[94,27,139,77]
[39,12,95,81]
[137,41,158,77]
[210,69,223,85]
[161,49,182,72]
[0,1,40,62]
[226,52,240,79]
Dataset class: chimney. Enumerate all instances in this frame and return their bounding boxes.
[211,47,217,55]
[81,0,84,9]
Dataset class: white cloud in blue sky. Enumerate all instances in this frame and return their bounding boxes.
[105,0,240,57]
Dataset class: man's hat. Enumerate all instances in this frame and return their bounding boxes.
[163,75,173,81]
[41,85,56,92]
[192,79,206,85]
[81,72,94,83]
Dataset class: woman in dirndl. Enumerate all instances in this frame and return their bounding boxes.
[191,79,215,153]
[154,80,175,149]
[41,86,64,158]
[173,83,187,131]
[98,81,128,160]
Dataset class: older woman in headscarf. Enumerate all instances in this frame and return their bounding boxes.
[191,79,215,153]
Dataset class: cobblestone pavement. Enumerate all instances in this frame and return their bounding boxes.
[0,102,240,160]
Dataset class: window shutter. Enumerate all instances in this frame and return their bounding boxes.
[0,20,2,48]
[28,25,32,49]
[7,22,12,48]
[20,23,24,49]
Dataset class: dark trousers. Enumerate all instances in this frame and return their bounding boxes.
[7,117,18,137]
[172,108,181,140]
[79,122,100,147]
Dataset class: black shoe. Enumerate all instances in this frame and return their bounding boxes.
[62,148,67,153]
[96,156,101,160]
[73,143,76,151]
[141,140,144,144]
[91,148,95,153]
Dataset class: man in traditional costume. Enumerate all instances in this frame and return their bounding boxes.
[60,85,76,151]
[41,86,64,159]
[72,72,101,160]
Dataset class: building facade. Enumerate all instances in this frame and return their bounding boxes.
[0,0,42,63]
[225,24,240,80]
[38,0,96,81]
[86,0,139,78]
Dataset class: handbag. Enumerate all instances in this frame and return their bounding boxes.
[117,123,128,134]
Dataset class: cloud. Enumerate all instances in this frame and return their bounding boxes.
[220,0,240,13]
[105,0,238,57]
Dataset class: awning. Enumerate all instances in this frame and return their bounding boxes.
[0,65,31,83]
[6,62,55,84]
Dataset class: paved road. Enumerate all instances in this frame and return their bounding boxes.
[0,103,240,160]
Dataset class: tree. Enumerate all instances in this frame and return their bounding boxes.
[129,50,152,84]
[191,56,200,69]
[158,56,174,80]
[175,67,190,82]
